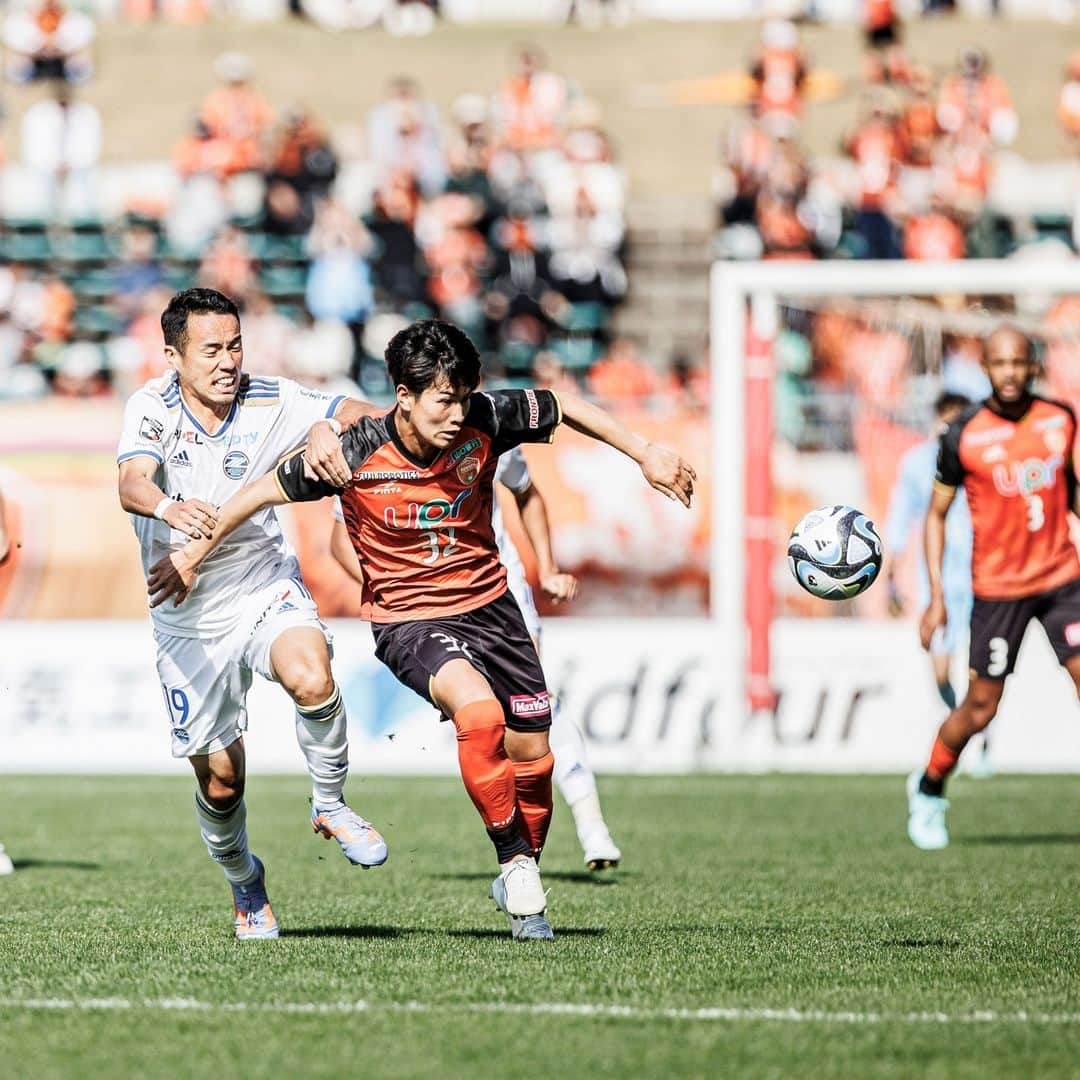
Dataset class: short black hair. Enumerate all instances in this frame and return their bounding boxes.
[161,288,240,353]
[934,391,970,416]
[385,319,481,396]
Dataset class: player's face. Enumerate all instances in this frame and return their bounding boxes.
[167,313,244,409]
[982,331,1034,405]
[398,376,470,453]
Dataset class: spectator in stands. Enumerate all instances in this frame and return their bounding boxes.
[199,52,274,176]
[364,172,429,309]
[937,47,1017,147]
[20,80,102,218]
[1058,53,1080,149]
[268,108,338,203]
[110,225,165,327]
[588,337,659,404]
[3,0,94,84]
[845,90,902,258]
[52,341,107,398]
[173,116,238,182]
[492,43,569,155]
[755,136,816,259]
[367,77,445,198]
[305,198,374,357]
[547,184,627,307]
[749,20,807,130]
[239,291,294,377]
[417,193,490,343]
[198,225,257,303]
[543,98,624,227]
[286,315,361,398]
[717,101,774,228]
[902,193,966,260]
[445,93,502,234]
[532,348,581,396]
[486,208,563,345]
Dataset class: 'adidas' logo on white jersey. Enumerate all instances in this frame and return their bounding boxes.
[169,449,193,467]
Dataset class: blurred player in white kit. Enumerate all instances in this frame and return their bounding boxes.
[330,444,622,870]
[0,484,14,875]
[117,288,386,939]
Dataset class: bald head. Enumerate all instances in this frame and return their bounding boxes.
[982,324,1035,408]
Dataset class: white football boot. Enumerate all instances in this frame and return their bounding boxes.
[906,771,949,850]
[0,844,13,875]
[489,856,553,941]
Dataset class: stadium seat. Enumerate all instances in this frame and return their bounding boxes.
[258,264,307,298]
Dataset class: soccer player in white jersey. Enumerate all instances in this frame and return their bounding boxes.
[328,446,622,870]
[116,288,386,940]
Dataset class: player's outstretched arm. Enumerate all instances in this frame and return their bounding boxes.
[513,483,578,603]
[918,485,956,651]
[557,394,696,507]
[146,471,288,607]
[304,400,383,488]
[118,457,220,541]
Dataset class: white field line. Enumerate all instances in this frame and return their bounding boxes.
[0,999,1079,1024]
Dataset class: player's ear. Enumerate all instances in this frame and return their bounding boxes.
[395,384,412,413]
[163,345,179,373]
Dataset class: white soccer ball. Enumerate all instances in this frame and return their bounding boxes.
[787,504,883,601]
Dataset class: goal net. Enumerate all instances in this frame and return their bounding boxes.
[710,259,1080,727]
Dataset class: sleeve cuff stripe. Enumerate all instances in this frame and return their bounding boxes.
[326,395,346,420]
[117,449,164,465]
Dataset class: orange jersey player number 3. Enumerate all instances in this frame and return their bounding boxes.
[276,388,563,623]
[936,396,1080,600]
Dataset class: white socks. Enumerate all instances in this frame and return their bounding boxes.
[549,709,613,844]
[549,708,598,807]
[295,683,349,811]
[195,792,257,886]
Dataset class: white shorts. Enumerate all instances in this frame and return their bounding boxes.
[154,565,331,758]
[505,559,541,643]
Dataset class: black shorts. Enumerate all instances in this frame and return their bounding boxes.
[970,578,1080,679]
[371,590,552,733]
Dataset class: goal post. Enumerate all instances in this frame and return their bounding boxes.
[710,258,1080,738]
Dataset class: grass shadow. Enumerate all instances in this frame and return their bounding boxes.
[446,927,605,940]
[282,925,419,940]
[962,833,1080,846]
[11,858,100,871]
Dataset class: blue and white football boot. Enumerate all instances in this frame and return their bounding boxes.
[231,856,279,940]
[311,803,388,868]
[906,771,949,850]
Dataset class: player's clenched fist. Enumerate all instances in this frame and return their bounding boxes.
[161,499,219,541]
[640,443,697,508]
[540,571,579,604]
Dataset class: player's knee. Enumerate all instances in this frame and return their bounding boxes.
[504,728,550,764]
[205,771,244,807]
[281,656,335,709]
[453,699,506,757]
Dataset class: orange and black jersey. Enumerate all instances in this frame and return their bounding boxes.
[936,395,1080,600]
[276,388,562,622]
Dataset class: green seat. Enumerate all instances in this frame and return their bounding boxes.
[0,231,53,264]
[259,264,308,298]
[562,302,609,333]
[55,230,112,265]
[500,340,538,376]
[551,335,604,372]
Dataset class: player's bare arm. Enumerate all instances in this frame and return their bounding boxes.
[304,399,384,488]
[557,394,696,507]
[147,470,287,606]
[513,482,578,603]
[919,484,956,651]
[118,456,220,541]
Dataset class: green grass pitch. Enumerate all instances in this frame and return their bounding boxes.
[1,774,1079,1077]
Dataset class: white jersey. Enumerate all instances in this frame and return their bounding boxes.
[492,447,532,575]
[118,371,344,638]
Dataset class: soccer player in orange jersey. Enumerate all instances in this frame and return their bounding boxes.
[908,326,1080,849]
[147,319,696,940]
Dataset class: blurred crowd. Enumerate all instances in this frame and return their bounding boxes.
[715,9,1079,262]
[0,0,685,406]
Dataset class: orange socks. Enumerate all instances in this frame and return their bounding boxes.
[452,700,518,831]
[926,736,961,782]
[513,751,554,857]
